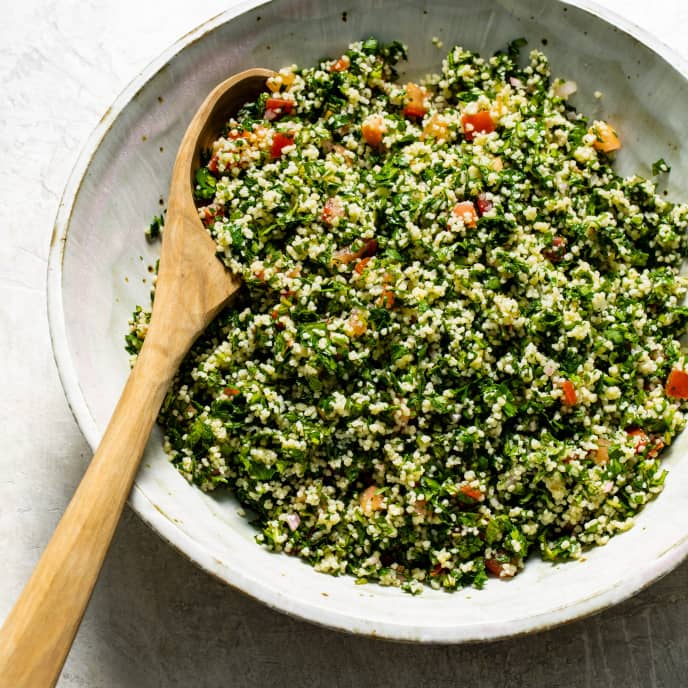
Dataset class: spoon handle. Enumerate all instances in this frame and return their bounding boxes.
[0,335,179,688]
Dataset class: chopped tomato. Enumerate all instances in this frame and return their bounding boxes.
[271,310,285,330]
[413,499,428,516]
[360,238,378,258]
[666,369,688,399]
[361,114,385,147]
[485,559,505,577]
[590,121,621,152]
[594,439,610,465]
[332,247,357,264]
[429,563,444,577]
[379,287,395,309]
[355,256,372,274]
[543,236,567,262]
[459,485,483,501]
[562,380,577,406]
[627,428,649,453]
[224,387,240,396]
[329,55,350,72]
[461,111,495,141]
[322,197,345,225]
[200,207,218,227]
[333,238,378,264]
[451,201,478,228]
[476,194,493,215]
[421,113,449,141]
[649,437,665,459]
[360,486,385,516]
[270,132,294,159]
[403,83,428,119]
[207,155,219,175]
[264,97,295,121]
[227,129,246,140]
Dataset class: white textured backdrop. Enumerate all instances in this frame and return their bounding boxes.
[1,1,687,686]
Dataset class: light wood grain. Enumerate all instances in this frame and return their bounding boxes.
[0,68,272,688]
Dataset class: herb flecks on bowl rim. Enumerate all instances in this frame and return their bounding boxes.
[128,38,688,594]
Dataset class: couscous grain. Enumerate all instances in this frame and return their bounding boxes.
[127,39,688,592]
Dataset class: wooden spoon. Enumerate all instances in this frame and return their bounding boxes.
[0,67,273,688]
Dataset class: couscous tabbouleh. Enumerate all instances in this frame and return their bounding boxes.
[127,39,688,592]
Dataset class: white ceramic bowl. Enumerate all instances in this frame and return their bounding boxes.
[48,0,688,642]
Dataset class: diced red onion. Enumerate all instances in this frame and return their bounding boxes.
[476,194,493,215]
[543,361,557,377]
[285,513,301,531]
[553,80,578,99]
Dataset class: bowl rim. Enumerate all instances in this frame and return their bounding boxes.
[47,0,688,643]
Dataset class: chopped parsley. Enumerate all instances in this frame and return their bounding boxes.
[127,39,688,594]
